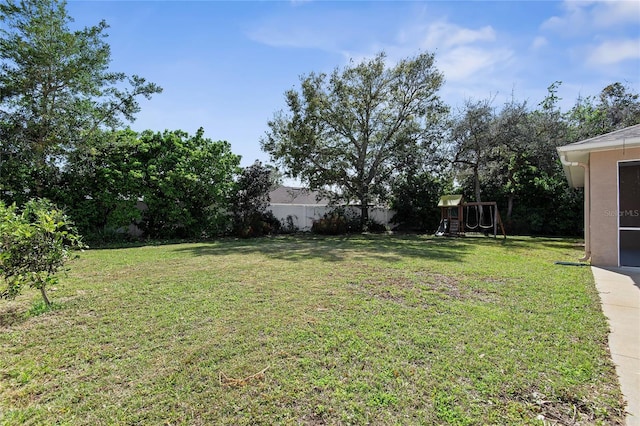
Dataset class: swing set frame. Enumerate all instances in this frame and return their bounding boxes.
[436,195,506,238]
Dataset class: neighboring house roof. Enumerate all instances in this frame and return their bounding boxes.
[438,195,464,207]
[269,186,331,205]
[557,124,640,188]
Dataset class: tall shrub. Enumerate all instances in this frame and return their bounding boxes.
[231,161,280,237]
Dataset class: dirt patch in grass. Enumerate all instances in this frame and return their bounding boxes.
[415,271,499,303]
[349,265,499,308]
[357,266,419,302]
[416,271,463,299]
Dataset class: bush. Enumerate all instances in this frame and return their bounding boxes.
[236,211,281,238]
[363,219,388,233]
[231,162,281,238]
[279,215,299,234]
[311,208,385,235]
[0,199,85,306]
[390,171,449,232]
[312,212,348,235]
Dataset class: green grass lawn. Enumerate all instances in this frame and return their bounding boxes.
[0,235,626,425]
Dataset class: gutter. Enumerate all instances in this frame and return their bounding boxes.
[559,155,591,262]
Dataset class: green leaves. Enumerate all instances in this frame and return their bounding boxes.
[0,0,162,203]
[0,198,85,305]
[231,161,280,237]
[61,128,241,240]
[262,51,446,225]
[133,130,241,238]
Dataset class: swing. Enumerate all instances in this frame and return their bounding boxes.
[479,205,494,229]
[465,205,479,230]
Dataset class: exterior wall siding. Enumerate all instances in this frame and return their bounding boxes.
[590,147,640,266]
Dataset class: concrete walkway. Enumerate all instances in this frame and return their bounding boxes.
[592,266,640,426]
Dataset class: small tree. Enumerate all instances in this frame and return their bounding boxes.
[231,161,280,237]
[390,171,450,232]
[0,198,84,306]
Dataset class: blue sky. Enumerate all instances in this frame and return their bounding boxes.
[66,0,640,168]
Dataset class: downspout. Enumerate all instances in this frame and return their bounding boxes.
[560,155,591,262]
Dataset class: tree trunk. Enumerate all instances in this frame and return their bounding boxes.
[473,165,482,203]
[358,187,370,231]
[360,201,369,231]
[40,285,51,307]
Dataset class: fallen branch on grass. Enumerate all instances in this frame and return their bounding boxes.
[219,366,270,387]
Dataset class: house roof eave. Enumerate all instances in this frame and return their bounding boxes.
[557,124,640,153]
[556,124,640,188]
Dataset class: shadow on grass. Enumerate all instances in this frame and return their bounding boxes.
[492,235,585,251]
[532,237,585,251]
[85,238,205,251]
[171,233,479,263]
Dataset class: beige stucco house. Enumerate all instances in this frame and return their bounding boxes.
[557,124,640,267]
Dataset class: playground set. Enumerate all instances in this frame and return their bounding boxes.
[435,195,506,238]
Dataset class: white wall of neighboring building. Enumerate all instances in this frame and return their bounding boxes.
[268,204,395,231]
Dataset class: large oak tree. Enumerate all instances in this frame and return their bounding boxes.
[261,52,446,227]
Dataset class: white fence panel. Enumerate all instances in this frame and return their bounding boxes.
[268,204,395,232]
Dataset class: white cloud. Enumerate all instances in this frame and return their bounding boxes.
[392,20,511,82]
[587,38,640,65]
[541,3,587,34]
[246,10,382,55]
[542,0,640,34]
[249,13,511,84]
[438,46,513,81]
[247,24,335,50]
[419,21,496,49]
[537,1,639,81]
[531,36,548,50]
[590,0,640,27]
[248,8,517,101]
